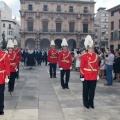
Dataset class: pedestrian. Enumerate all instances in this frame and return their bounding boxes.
[7,40,18,92]
[104,49,114,86]
[99,55,105,79]
[26,47,36,69]
[36,48,42,65]
[113,52,120,82]
[0,45,10,115]
[44,49,48,66]
[80,35,99,109]
[48,40,58,78]
[75,51,81,72]
[23,48,28,66]
[58,38,72,89]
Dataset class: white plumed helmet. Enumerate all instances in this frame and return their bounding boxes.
[51,40,55,46]
[84,35,93,49]
[61,38,68,46]
[13,39,18,45]
[7,39,14,48]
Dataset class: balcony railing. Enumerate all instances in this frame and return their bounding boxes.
[20,29,94,35]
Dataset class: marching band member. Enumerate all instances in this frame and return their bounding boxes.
[13,39,22,79]
[80,35,99,109]
[0,45,10,115]
[48,40,58,78]
[58,38,72,89]
[7,40,18,92]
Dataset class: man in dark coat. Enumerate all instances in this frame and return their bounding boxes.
[23,48,28,66]
[36,49,42,65]
[44,49,48,66]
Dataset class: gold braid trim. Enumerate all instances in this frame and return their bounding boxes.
[9,53,16,61]
[88,54,98,71]
[0,53,7,62]
[89,54,97,64]
[63,51,70,59]
[51,51,57,58]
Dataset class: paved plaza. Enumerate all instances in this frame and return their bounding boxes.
[1,63,120,120]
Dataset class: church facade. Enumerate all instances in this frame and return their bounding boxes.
[20,0,95,49]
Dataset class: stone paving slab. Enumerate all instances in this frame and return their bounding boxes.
[1,63,120,120]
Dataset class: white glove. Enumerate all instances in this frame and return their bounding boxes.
[70,66,72,70]
[97,75,99,80]
[80,75,84,81]
[47,62,50,64]
[5,77,9,83]
[59,67,63,70]
[15,68,18,72]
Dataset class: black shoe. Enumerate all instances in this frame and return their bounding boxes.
[85,105,89,109]
[66,86,69,89]
[0,111,4,115]
[11,89,14,92]
[54,77,57,78]
[89,105,94,109]
[62,86,65,89]
[104,84,112,86]
[50,77,52,78]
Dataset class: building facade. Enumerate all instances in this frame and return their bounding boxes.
[20,0,95,49]
[0,1,20,45]
[94,8,109,49]
[0,1,12,20]
[108,5,120,50]
[1,19,20,45]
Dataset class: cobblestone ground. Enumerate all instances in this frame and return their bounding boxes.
[1,63,120,120]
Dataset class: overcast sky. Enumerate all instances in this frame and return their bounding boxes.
[1,0,120,22]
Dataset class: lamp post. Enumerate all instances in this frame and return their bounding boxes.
[2,32,7,50]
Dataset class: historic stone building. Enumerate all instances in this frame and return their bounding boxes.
[108,5,120,50]
[20,0,95,49]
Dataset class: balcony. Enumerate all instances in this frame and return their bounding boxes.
[20,29,94,35]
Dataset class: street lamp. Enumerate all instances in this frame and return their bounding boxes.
[2,32,7,50]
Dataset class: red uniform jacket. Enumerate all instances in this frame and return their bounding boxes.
[8,51,18,73]
[48,49,58,64]
[80,52,99,80]
[14,48,22,65]
[58,50,72,70]
[0,50,10,84]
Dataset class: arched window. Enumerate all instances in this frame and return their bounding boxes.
[27,17,34,31]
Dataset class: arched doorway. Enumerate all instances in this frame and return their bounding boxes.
[40,38,50,49]
[25,38,35,48]
[55,39,62,49]
[68,39,76,50]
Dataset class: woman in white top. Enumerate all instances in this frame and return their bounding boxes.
[99,55,105,79]
[75,51,81,72]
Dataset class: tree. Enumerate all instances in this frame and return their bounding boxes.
[2,32,7,50]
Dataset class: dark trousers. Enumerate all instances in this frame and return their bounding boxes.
[16,64,19,79]
[45,58,47,66]
[37,59,40,65]
[60,69,70,88]
[8,72,16,91]
[83,80,97,107]
[41,56,44,62]
[50,63,57,78]
[0,84,5,112]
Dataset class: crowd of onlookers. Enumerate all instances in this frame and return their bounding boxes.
[70,47,120,85]
[20,47,120,84]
